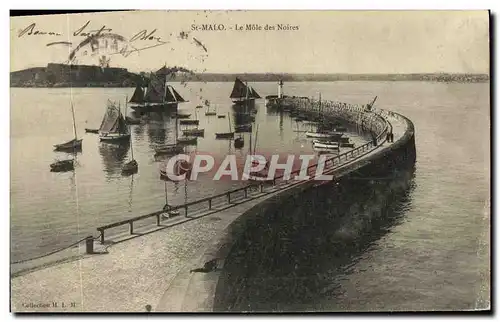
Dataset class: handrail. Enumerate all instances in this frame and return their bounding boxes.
[95,99,391,243]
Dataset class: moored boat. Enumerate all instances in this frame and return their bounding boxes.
[313,140,340,150]
[85,128,99,133]
[182,128,205,137]
[305,131,343,139]
[234,137,244,148]
[99,100,131,143]
[179,119,200,126]
[155,144,184,155]
[125,116,141,124]
[235,124,252,133]
[54,138,82,152]
[230,78,261,105]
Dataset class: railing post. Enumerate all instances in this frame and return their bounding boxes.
[185,205,188,217]
[85,236,94,254]
[156,214,161,226]
[227,192,231,204]
[99,230,105,244]
[129,222,134,235]
[244,187,248,198]
[260,183,264,193]
[208,198,212,210]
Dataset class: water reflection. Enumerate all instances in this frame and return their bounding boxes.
[98,142,130,179]
[215,158,417,311]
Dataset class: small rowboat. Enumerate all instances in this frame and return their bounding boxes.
[99,133,131,142]
[182,128,205,137]
[313,140,339,150]
[155,144,184,155]
[205,111,217,116]
[305,131,343,139]
[215,132,235,139]
[235,124,252,133]
[217,115,226,119]
[173,113,191,119]
[340,142,355,148]
[85,128,99,134]
[179,120,200,126]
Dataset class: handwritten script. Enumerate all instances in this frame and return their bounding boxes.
[18,21,168,61]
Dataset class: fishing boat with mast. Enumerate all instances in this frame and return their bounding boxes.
[99,100,131,143]
[181,109,204,137]
[230,77,261,106]
[215,113,235,139]
[54,102,82,152]
[129,72,187,112]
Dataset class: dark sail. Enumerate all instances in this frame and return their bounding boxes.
[170,86,186,102]
[144,73,165,103]
[129,85,144,103]
[249,87,261,99]
[230,78,248,99]
[99,101,128,134]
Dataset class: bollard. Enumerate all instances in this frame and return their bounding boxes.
[85,236,94,254]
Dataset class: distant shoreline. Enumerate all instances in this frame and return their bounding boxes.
[10,64,489,88]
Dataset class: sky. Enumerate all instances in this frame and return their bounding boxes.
[10,10,490,74]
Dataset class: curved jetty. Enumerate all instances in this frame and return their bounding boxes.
[11,96,416,313]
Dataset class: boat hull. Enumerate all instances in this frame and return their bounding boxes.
[215,132,235,139]
[182,129,205,137]
[155,144,184,155]
[99,133,131,143]
[85,128,99,133]
[305,131,343,139]
[54,139,82,152]
[50,159,74,172]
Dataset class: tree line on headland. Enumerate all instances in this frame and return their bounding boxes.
[10,63,489,87]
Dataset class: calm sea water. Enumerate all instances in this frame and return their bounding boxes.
[10,82,368,263]
[10,81,490,310]
[216,81,490,311]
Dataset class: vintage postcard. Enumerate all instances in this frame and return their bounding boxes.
[10,10,490,312]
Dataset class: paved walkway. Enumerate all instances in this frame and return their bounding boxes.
[11,110,409,312]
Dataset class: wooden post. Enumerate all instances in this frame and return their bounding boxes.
[99,230,105,244]
[260,183,264,192]
[208,198,212,210]
[156,214,161,226]
[244,187,248,198]
[227,192,231,204]
[129,222,134,235]
[85,236,94,254]
[185,205,188,217]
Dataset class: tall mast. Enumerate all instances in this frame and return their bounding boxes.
[70,102,77,140]
[254,124,259,155]
[228,112,231,132]
[125,95,128,116]
[130,127,134,160]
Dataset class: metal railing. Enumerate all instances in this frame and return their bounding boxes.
[96,100,390,244]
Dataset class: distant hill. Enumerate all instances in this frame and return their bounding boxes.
[10,65,489,87]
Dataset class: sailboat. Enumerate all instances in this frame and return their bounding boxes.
[128,83,146,111]
[54,102,82,152]
[122,128,138,175]
[130,72,187,111]
[215,113,235,139]
[230,78,261,106]
[99,100,131,143]
[124,95,141,125]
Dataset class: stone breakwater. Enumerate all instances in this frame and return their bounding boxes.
[155,100,415,312]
